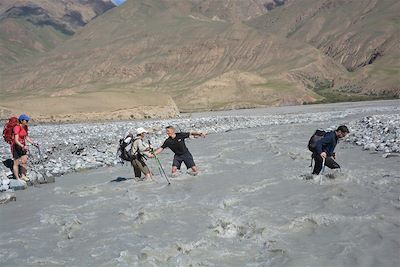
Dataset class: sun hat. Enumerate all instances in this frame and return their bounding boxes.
[136,127,148,135]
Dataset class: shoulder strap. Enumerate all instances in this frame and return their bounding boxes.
[132,138,141,153]
[124,135,133,144]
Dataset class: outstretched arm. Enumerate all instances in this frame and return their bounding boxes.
[190,131,207,138]
[149,139,167,157]
[153,147,163,155]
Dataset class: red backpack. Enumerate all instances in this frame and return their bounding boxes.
[3,117,19,144]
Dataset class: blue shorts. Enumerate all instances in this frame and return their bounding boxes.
[173,152,195,169]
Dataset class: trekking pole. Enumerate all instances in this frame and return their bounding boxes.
[320,158,326,185]
[155,155,170,185]
[148,141,171,185]
[32,143,42,163]
[36,144,43,162]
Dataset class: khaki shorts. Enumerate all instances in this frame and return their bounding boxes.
[131,158,150,178]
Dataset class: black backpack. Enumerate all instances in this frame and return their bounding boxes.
[117,136,135,161]
[308,129,326,152]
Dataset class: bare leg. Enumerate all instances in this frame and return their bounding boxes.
[171,166,178,177]
[144,172,152,181]
[13,159,21,180]
[188,166,198,176]
[191,166,198,173]
[144,165,153,181]
[20,155,28,177]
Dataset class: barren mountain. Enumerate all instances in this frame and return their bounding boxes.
[0,0,116,66]
[0,0,398,120]
[249,0,400,96]
[0,0,345,112]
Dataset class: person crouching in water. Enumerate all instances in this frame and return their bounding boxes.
[12,114,37,181]
[151,126,206,177]
[131,127,153,181]
[312,125,350,175]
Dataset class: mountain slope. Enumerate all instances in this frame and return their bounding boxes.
[248,0,400,96]
[0,0,347,113]
[0,0,116,66]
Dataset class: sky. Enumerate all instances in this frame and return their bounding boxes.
[111,0,126,6]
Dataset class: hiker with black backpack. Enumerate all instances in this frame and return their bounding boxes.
[309,125,350,175]
[131,128,153,181]
[117,128,153,181]
[3,114,38,181]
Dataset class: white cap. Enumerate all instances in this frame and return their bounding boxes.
[136,127,148,135]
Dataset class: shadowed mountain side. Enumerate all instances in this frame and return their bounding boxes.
[190,0,291,22]
[248,0,400,96]
[0,0,347,113]
[0,0,116,66]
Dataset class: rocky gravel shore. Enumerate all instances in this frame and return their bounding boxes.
[1,103,399,202]
[346,114,400,155]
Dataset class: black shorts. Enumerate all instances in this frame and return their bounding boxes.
[173,152,195,169]
[12,144,27,159]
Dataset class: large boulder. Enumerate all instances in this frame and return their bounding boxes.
[9,179,28,191]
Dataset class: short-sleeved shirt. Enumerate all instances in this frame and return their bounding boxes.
[13,125,28,146]
[133,138,151,157]
[161,132,190,156]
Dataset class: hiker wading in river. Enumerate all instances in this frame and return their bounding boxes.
[151,126,206,177]
[131,127,153,181]
[312,125,350,175]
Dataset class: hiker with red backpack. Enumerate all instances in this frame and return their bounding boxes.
[3,114,37,181]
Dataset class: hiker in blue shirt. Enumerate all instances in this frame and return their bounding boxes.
[313,125,349,175]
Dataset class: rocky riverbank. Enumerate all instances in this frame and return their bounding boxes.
[346,114,400,155]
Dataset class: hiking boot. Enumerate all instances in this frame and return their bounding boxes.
[171,173,179,178]
[20,175,30,182]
